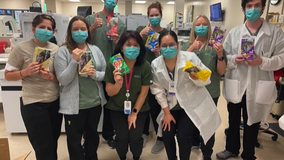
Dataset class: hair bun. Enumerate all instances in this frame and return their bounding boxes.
[147,1,163,17]
[155,1,163,10]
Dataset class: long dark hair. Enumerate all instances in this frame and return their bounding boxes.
[63,16,93,53]
[113,31,146,66]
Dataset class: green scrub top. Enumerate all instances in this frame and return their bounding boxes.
[86,12,127,62]
[79,47,101,109]
[136,26,168,64]
[104,60,152,112]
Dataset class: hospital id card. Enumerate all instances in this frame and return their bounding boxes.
[124,101,131,115]
[169,81,176,96]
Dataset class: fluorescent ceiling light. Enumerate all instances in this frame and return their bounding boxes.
[135,1,146,4]
[101,0,104,2]
[167,1,175,4]
[69,0,81,2]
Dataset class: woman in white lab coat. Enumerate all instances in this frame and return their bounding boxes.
[150,30,221,160]
[217,0,284,159]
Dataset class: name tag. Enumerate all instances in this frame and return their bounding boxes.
[124,101,131,115]
[169,81,175,96]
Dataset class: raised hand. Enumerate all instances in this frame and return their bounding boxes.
[140,23,152,37]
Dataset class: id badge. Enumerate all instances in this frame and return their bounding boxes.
[169,81,176,96]
[107,36,111,41]
[124,101,131,115]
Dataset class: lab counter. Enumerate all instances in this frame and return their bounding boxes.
[0,56,8,70]
[0,56,8,103]
[0,68,108,133]
[0,67,154,133]
[0,69,63,133]
[0,69,26,133]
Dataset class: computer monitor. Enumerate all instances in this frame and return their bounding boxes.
[77,6,92,18]
[210,3,222,21]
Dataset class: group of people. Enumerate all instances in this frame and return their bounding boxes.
[4,0,284,160]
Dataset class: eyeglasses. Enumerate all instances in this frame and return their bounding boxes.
[160,44,177,50]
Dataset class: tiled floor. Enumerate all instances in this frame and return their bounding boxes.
[0,86,284,160]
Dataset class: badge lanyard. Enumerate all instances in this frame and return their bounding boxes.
[124,68,134,100]
[168,71,176,96]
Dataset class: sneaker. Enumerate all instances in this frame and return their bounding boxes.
[216,150,238,159]
[107,139,115,149]
[191,145,200,150]
[151,140,164,154]
[142,134,150,148]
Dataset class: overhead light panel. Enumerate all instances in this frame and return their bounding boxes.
[167,1,175,4]
[69,0,81,2]
[135,1,146,4]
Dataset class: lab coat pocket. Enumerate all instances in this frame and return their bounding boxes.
[255,80,277,105]
[224,78,240,103]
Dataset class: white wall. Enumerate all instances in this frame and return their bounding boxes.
[46,0,56,13]
[202,0,244,36]
[0,0,283,33]
[263,0,284,18]
[62,2,106,16]
[183,0,284,37]
[56,0,63,14]
[0,0,33,10]
[132,4,174,25]
[184,1,203,23]
[60,2,174,26]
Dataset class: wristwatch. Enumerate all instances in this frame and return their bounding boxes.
[218,57,225,61]
[132,108,137,113]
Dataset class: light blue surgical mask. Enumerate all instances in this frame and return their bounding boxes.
[246,8,261,23]
[105,0,117,11]
[195,26,208,38]
[35,28,53,43]
[149,17,161,28]
[124,47,140,61]
[160,46,177,60]
[72,31,88,44]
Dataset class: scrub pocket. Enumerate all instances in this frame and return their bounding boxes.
[255,80,277,105]
[224,78,240,103]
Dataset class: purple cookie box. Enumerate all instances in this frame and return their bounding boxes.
[208,26,226,47]
[241,39,254,60]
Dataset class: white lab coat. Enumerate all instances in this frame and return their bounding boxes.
[150,51,221,144]
[223,20,284,125]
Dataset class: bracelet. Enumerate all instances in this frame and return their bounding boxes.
[20,70,24,78]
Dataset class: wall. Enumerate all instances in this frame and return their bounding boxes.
[0,0,33,10]
[184,1,204,23]
[61,2,122,16]
[46,0,56,13]
[263,0,284,19]
[132,4,174,25]
[202,0,244,35]
[56,0,63,14]
[60,2,174,25]
[183,0,284,36]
